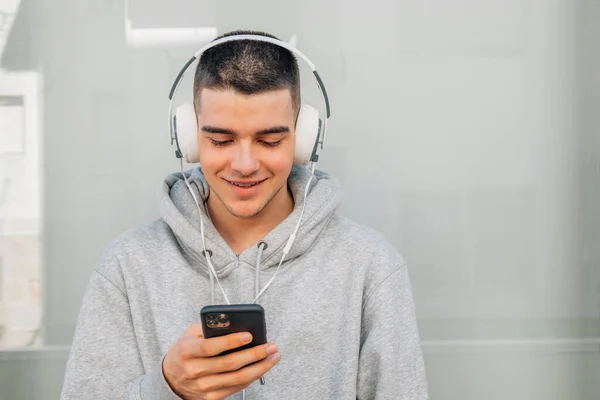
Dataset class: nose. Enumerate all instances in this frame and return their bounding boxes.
[230,143,260,176]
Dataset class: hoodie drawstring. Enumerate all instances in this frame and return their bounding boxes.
[203,242,267,306]
[181,160,316,400]
[203,242,267,400]
[202,250,216,305]
[182,159,315,307]
[209,265,215,305]
[255,242,267,302]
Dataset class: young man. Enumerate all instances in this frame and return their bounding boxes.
[61,31,428,399]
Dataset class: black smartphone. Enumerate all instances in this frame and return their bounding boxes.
[200,304,268,356]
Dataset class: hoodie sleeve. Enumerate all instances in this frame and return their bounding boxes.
[357,264,429,400]
[61,256,181,400]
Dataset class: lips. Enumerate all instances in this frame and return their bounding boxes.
[228,181,262,187]
[224,178,267,189]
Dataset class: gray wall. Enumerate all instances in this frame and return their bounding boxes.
[0,0,599,398]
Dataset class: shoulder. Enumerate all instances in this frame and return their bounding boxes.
[102,219,173,258]
[94,219,175,290]
[325,214,406,267]
[322,214,408,292]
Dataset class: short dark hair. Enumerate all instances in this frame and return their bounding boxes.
[193,30,301,116]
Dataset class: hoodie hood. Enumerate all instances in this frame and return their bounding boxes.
[159,165,343,276]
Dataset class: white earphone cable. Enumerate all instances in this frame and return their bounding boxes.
[182,163,315,399]
[169,34,329,400]
[252,162,315,303]
[180,160,315,306]
[181,159,231,305]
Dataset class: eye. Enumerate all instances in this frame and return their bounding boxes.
[261,140,283,148]
[209,139,232,147]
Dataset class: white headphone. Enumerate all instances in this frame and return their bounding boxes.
[168,34,331,166]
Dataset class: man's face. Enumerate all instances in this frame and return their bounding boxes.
[196,88,296,219]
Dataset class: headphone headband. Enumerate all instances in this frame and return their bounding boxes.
[168,34,331,154]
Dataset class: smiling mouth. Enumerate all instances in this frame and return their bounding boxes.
[225,179,266,188]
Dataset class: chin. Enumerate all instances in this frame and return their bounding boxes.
[226,201,266,219]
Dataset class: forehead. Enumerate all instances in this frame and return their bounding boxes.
[197,88,294,119]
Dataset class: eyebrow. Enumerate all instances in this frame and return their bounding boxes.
[201,125,290,136]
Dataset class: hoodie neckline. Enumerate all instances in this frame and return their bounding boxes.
[160,165,343,276]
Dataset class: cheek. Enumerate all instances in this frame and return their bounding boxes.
[198,144,226,170]
[262,146,294,173]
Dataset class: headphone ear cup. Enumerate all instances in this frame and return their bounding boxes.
[294,104,320,165]
[174,102,199,164]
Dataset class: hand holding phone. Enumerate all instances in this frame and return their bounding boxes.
[162,306,280,400]
[200,304,268,355]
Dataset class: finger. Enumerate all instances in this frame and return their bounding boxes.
[186,332,253,359]
[183,323,205,338]
[196,351,281,392]
[198,342,278,374]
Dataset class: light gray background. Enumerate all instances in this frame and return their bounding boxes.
[0,0,599,398]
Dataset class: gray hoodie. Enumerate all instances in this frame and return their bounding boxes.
[61,165,428,399]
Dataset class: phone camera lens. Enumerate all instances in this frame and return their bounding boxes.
[206,319,217,327]
[217,314,229,323]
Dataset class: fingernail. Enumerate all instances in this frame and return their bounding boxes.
[240,333,252,343]
[266,344,277,355]
[268,352,281,362]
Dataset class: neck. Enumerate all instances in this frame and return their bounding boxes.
[207,186,294,255]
